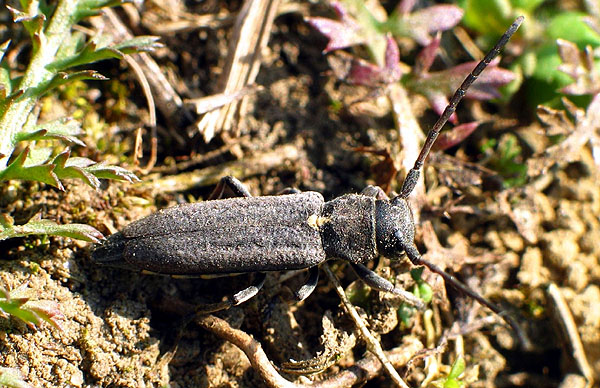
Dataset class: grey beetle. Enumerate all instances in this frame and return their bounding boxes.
[93,17,526,343]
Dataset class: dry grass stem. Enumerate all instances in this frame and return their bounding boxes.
[322,264,411,388]
[195,0,281,141]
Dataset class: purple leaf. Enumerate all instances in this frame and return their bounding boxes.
[427,91,456,123]
[401,5,463,45]
[382,35,402,83]
[327,36,402,87]
[25,300,65,330]
[414,36,440,76]
[444,60,516,99]
[408,55,516,122]
[306,16,364,53]
[433,121,480,150]
[396,0,416,15]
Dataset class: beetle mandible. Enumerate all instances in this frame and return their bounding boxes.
[92,17,525,339]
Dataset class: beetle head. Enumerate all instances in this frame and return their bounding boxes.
[374,196,416,259]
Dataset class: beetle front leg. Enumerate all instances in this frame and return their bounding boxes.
[350,263,425,309]
[208,176,252,200]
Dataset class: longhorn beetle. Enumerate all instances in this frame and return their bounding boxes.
[93,17,526,345]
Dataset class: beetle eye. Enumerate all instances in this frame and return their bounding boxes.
[393,229,409,249]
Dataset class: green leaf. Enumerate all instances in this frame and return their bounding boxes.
[15,118,85,146]
[113,36,163,54]
[511,0,545,13]
[47,42,123,72]
[0,89,24,118]
[82,161,140,183]
[53,31,87,64]
[448,357,466,380]
[23,146,53,166]
[0,366,34,388]
[7,5,46,39]
[397,303,414,326]
[52,149,100,189]
[340,0,388,66]
[547,12,600,47]
[410,267,425,281]
[416,282,433,304]
[410,268,433,303]
[73,0,124,22]
[458,0,513,36]
[34,70,108,98]
[0,148,61,188]
[0,283,65,330]
[0,214,104,242]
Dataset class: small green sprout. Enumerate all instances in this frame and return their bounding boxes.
[431,357,467,388]
[398,267,433,326]
[0,366,34,388]
[0,283,64,330]
[0,0,161,242]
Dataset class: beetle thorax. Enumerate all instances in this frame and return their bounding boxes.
[375,197,415,259]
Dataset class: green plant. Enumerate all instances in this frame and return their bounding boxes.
[0,283,63,329]
[398,267,433,326]
[459,0,600,106]
[430,356,466,388]
[307,0,517,153]
[0,366,33,388]
[0,0,161,242]
[481,134,528,187]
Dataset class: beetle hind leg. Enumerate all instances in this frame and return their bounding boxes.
[292,266,320,302]
[194,272,267,314]
[350,263,425,310]
[231,272,267,306]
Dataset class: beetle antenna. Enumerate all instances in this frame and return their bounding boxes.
[400,16,524,199]
[403,240,532,350]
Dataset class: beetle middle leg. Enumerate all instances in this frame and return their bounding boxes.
[291,266,320,302]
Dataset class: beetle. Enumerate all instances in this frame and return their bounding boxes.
[93,17,525,341]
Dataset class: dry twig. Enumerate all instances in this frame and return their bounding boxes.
[194,0,281,141]
[547,283,594,388]
[322,264,410,388]
[195,313,423,388]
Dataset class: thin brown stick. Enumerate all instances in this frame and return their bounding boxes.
[322,264,410,388]
[195,314,423,388]
[547,283,594,387]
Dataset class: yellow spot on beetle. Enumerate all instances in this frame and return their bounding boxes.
[307,214,330,230]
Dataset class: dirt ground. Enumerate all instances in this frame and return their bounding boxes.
[1,1,599,388]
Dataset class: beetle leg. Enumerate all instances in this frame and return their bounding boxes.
[231,272,267,305]
[350,263,425,309]
[292,266,320,302]
[360,185,389,200]
[194,272,267,315]
[277,187,301,195]
[208,176,252,200]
